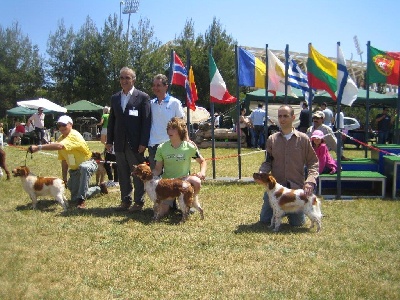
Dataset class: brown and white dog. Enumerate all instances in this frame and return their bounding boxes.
[253,173,322,232]
[132,163,204,222]
[91,151,106,185]
[0,148,11,180]
[12,166,68,211]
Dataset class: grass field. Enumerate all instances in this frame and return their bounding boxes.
[0,142,399,299]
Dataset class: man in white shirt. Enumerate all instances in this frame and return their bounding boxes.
[148,74,185,169]
[28,107,45,145]
[320,102,334,128]
[250,103,274,149]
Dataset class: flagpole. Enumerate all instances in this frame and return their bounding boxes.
[365,41,371,158]
[284,44,289,104]
[186,48,192,138]
[264,44,269,153]
[235,45,242,179]
[168,50,174,93]
[307,43,313,126]
[209,47,216,179]
[336,42,342,199]
[396,66,400,144]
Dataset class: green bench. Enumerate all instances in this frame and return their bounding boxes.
[318,171,386,198]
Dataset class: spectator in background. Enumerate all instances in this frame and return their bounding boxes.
[97,106,110,145]
[250,103,274,149]
[239,107,252,148]
[320,102,334,128]
[310,130,337,175]
[10,120,25,144]
[28,107,45,145]
[0,123,4,146]
[375,107,394,144]
[297,102,311,133]
[306,111,351,161]
[214,112,221,128]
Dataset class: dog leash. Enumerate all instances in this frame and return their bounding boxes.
[25,146,34,166]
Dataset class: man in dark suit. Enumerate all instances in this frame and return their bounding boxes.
[106,67,151,211]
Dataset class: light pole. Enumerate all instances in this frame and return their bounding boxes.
[122,0,140,42]
[120,1,124,23]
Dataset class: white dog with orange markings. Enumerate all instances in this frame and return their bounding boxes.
[12,165,68,211]
[253,173,322,232]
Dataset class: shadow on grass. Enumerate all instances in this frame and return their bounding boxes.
[15,199,58,212]
[59,206,188,225]
[234,221,312,235]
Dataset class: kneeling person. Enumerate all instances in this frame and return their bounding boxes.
[152,117,206,217]
[28,115,107,209]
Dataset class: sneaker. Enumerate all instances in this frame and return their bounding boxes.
[100,182,108,194]
[128,203,143,212]
[106,180,115,187]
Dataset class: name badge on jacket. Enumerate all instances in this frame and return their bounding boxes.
[129,109,138,116]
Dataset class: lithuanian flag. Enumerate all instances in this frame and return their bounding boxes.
[368,46,400,86]
[307,44,337,100]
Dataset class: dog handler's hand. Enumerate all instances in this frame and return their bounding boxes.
[303,182,314,196]
[28,145,37,153]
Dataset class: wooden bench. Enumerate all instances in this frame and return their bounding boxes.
[318,171,386,198]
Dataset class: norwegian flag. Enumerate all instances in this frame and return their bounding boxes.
[171,52,188,86]
[171,51,197,111]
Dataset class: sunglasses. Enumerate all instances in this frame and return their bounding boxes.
[57,123,67,128]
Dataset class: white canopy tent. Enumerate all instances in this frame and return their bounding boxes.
[17,98,67,113]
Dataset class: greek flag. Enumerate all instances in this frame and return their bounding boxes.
[288,56,309,94]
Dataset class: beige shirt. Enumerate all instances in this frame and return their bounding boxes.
[259,129,319,188]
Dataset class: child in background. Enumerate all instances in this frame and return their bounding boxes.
[311,130,337,174]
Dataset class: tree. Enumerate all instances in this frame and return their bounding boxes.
[0,22,44,116]
[46,19,76,105]
[100,14,129,99]
[128,17,165,94]
[72,16,108,104]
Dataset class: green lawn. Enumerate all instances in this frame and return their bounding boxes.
[0,142,399,299]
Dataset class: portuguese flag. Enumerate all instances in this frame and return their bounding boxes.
[307,44,337,100]
[368,46,400,86]
[209,53,236,104]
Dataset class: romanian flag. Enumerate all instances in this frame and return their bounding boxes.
[209,53,236,104]
[368,45,400,86]
[238,47,266,88]
[307,44,337,100]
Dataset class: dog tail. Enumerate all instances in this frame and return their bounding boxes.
[313,196,323,218]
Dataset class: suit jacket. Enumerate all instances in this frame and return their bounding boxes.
[107,89,151,152]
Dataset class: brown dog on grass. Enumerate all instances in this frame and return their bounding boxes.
[0,148,11,180]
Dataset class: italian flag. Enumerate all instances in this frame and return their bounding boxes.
[307,44,337,100]
[209,54,236,104]
[368,46,400,86]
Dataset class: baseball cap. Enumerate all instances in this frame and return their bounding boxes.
[57,115,73,125]
[312,111,325,119]
[311,130,324,139]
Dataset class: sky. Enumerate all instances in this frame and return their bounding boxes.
[1,0,400,63]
